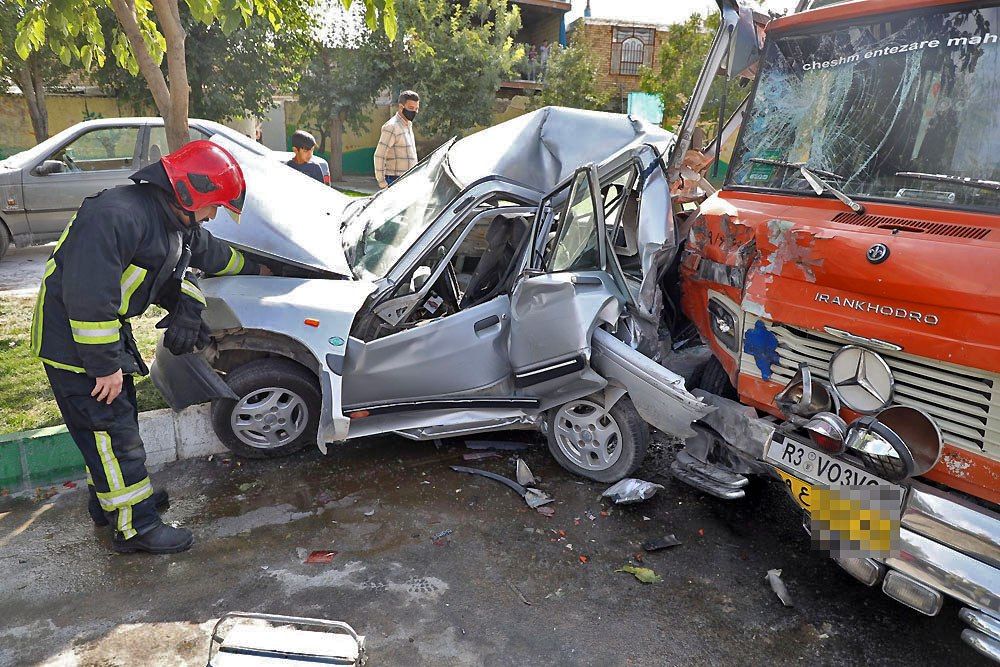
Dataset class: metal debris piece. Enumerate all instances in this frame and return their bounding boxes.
[536,506,555,517]
[642,535,682,552]
[450,465,553,509]
[523,487,554,509]
[766,569,794,607]
[515,458,536,486]
[508,582,532,606]
[602,478,664,504]
[363,508,376,517]
[304,550,338,564]
[464,440,530,452]
[616,564,662,584]
[431,529,454,541]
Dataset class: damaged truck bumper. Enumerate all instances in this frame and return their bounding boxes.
[693,392,1000,655]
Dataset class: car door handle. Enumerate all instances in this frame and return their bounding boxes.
[571,275,603,286]
[474,315,502,333]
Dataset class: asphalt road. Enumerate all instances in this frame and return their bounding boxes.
[0,435,987,666]
[0,243,50,296]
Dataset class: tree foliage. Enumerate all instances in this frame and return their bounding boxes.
[92,2,315,122]
[0,1,68,142]
[531,43,610,112]
[298,21,393,180]
[640,12,723,132]
[395,0,523,140]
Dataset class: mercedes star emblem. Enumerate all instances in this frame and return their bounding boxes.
[867,243,890,264]
[828,345,894,414]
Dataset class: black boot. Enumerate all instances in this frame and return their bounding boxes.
[112,522,194,554]
[89,489,170,527]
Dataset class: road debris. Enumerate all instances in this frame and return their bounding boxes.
[515,458,536,486]
[304,550,338,564]
[616,564,662,584]
[642,535,682,552]
[431,529,454,542]
[766,569,794,607]
[450,466,554,509]
[602,479,664,504]
[536,506,555,517]
[508,581,532,606]
[579,555,589,564]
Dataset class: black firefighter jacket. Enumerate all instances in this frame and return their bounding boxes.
[31,183,259,378]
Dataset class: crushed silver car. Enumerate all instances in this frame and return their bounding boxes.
[151,107,712,482]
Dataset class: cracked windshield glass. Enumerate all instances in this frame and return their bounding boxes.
[345,142,460,280]
[730,3,1000,213]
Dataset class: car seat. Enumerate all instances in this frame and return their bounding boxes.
[459,214,528,309]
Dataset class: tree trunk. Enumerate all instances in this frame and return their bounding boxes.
[15,56,48,142]
[110,0,190,153]
[329,115,345,183]
[151,0,191,152]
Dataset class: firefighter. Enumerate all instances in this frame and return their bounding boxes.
[31,140,266,554]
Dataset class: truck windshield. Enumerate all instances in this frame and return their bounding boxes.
[729,3,999,213]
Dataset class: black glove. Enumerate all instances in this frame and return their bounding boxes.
[156,292,208,356]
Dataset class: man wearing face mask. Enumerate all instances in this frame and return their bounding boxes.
[31,140,267,554]
[374,90,420,189]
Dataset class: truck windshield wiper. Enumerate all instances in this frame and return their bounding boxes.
[749,158,865,214]
[895,171,1000,192]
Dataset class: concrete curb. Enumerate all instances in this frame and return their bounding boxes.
[0,404,227,491]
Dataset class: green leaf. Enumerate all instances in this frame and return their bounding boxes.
[616,565,662,584]
[57,45,71,67]
[14,31,31,60]
[383,0,397,42]
[81,44,93,71]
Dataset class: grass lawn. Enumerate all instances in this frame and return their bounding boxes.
[0,296,168,434]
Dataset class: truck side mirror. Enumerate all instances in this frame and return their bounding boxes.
[33,160,65,176]
[727,7,761,79]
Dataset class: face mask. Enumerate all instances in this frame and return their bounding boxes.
[402,108,417,121]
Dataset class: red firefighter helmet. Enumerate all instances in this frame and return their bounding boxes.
[160,140,246,213]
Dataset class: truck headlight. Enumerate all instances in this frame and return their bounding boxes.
[708,298,738,353]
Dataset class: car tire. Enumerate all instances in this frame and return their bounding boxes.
[211,358,320,459]
[546,396,649,483]
[698,356,738,400]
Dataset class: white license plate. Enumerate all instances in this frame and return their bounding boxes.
[765,433,901,493]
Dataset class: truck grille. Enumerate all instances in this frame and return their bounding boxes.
[739,317,1000,460]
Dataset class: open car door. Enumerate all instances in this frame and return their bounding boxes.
[508,166,625,408]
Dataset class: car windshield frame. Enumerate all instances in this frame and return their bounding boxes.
[343,140,461,281]
[726,2,1000,215]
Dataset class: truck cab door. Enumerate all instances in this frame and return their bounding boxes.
[508,166,625,407]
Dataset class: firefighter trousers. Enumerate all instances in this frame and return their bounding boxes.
[44,365,159,539]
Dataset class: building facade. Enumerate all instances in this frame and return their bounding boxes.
[569,16,671,111]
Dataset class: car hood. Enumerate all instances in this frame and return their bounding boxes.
[204,135,354,277]
[447,106,675,192]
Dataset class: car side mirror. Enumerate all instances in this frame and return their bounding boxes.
[410,265,432,293]
[727,7,760,79]
[33,160,65,176]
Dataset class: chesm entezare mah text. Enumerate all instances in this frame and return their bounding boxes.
[802,32,998,71]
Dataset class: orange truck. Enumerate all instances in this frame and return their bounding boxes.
[671,0,998,659]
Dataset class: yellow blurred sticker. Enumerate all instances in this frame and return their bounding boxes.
[775,469,901,558]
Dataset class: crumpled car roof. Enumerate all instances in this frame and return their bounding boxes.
[446,106,675,192]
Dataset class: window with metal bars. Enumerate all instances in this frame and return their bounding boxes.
[610,27,654,76]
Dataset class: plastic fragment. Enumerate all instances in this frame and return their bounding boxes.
[304,550,338,564]
[642,535,682,552]
[616,564,662,584]
[515,458,536,486]
[602,478,664,504]
[431,529,454,541]
[766,569,794,607]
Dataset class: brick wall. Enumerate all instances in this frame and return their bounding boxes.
[570,20,670,110]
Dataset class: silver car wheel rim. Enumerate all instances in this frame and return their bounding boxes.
[553,400,623,471]
[231,386,308,449]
